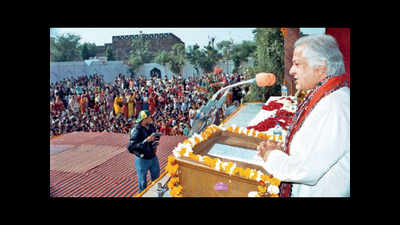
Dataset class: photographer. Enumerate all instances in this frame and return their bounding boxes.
[127,110,161,193]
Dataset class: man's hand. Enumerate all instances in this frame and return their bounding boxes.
[257,141,268,159]
[257,140,282,162]
[145,134,156,143]
[151,141,159,152]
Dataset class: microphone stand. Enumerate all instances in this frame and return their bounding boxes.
[189,78,256,136]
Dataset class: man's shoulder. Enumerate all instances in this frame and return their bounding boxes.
[131,124,143,133]
[314,87,350,115]
[321,87,350,106]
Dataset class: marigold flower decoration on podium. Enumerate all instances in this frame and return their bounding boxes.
[165,124,281,197]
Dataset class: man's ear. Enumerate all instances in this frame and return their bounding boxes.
[315,61,328,79]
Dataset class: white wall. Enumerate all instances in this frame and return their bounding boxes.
[136,62,206,79]
[50,59,253,84]
[50,60,130,84]
[135,63,174,79]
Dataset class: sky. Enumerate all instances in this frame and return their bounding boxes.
[51,27,325,47]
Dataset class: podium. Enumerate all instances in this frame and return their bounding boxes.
[175,129,268,197]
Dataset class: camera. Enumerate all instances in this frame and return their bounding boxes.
[151,141,159,150]
[153,132,162,141]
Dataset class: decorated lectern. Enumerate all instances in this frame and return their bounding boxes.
[166,124,281,197]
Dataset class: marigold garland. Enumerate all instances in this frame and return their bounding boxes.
[281,28,287,37]
[165,156,183,197]
[167,124,282,197]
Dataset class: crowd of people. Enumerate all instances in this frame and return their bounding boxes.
[50,71,246,138]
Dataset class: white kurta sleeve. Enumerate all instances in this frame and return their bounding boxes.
[262,89,350,186]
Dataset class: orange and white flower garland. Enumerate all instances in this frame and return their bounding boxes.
[165,124,281,197]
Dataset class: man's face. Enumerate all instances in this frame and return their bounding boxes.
[142,115,153,126]
[289,45,326,91]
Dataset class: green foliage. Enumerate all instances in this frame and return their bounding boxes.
[198,54,215,73]
[186,44,202,76]
[241,66,261,102]
[86,43,99,59]
[231,40,257,73]
[105,47,114,61]
[216,40,234,73]
[154,50,170,72]
[50,33,82,62]
[128,37,155,71]
[217,40,233,61]
[153,43,186,75]
[50,28,58,38]
[81,43,90,60]
[50,36,57,62]
[168,43,186,74]
[254,28,284,81]
[199,39,222,73]
[243,28,284,102]
[128,54,144,72]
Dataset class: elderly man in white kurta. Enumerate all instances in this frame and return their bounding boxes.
[257,34,350,197]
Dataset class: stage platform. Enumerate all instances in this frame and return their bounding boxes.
[50,132,186,197]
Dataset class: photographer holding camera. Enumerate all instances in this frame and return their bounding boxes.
[127,110,161,193]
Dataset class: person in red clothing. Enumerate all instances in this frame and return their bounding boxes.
[54,95,65,114]
[93,102,100,113]
[148,103,155,116]
[160,121,170,136]
[148,94,156,116]
[129,79,134,91]
[177,123,184,136]
[79,93,88,115]
[121,93,129,119]
[135,94,142,118]
[50,100,57,115]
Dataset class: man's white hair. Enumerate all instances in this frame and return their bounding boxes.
[294,34,345,76]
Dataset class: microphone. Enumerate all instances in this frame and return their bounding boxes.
[189,73,276,136]
[210,73,276,102]
[255,73,276,87]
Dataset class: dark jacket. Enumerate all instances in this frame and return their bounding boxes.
[127,123,157,159]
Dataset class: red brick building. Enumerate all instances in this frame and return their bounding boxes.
[97,33,184,61]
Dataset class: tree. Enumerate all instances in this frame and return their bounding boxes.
[105,47,115,61]
[128,36,154,72]
[51,33,82,62]
[243,28,284,102]
[79,42,99,60]
[50,35,58,62]
[81,43,90,60]
[186,44,202,76]
[198,37,222,73]
[217,39,234,72]
[231,40,257,73]
[154,50,170,72]
[50,28,58,38]
[86,43,98,58]
[168,43,186,75]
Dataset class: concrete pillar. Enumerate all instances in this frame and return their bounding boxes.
[284,28,300,96]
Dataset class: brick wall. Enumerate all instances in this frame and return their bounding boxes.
[111,33,185,61]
